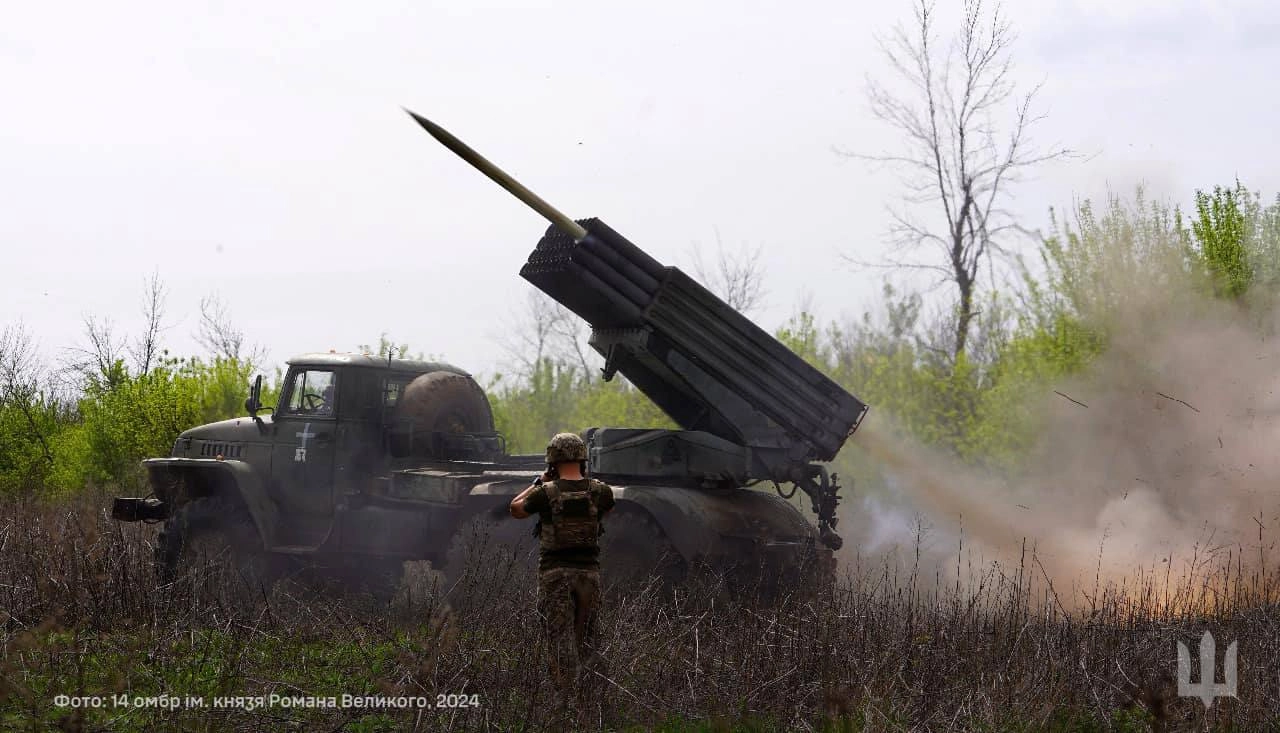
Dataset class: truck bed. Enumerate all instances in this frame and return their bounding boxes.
[378,455,545,505]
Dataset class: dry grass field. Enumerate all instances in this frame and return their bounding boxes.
[2,492,1278,732]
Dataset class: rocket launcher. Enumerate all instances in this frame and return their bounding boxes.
[405,110,868,548]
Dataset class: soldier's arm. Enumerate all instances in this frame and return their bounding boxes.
[597,483,616,515]
[509,473,552,518]
[509,484,537,518]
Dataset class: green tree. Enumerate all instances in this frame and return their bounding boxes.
[488,359,670,454]
[358,333,425,361]
[71,360,202,488]
[1189,181,1253,299]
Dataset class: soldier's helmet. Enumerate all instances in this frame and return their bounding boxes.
[546,432,588,464]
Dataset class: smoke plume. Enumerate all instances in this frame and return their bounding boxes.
[839,289,1280,610]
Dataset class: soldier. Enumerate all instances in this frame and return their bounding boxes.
[509,432,615,706]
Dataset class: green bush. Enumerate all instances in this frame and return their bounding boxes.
[488,357,671,454]
[0,355,268,497]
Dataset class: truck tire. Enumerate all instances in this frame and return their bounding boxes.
[441,509,538,605]
[399,371,494,434]
[599,507,686,595]
[155,496,276,594]
[443,507,688,601]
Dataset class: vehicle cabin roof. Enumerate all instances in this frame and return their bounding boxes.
[287,353,471,376]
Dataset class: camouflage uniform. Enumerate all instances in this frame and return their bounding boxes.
[521,433,615,702]
[536,564,602,695]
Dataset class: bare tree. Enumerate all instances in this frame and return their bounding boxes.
[548,304,595,381]
[196,293,265,368]
[689,232,768,315]
[129,271,167,375]
[849,0,1071,358]
[497,291,597,385]
[498,292,557,378]
[65,275,168,387]
[0,323,54,465]
[64,315,124,390]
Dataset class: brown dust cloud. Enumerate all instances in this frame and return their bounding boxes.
[835,295,1280,611]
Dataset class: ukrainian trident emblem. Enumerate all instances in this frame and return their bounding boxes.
[1177,631,1237,708]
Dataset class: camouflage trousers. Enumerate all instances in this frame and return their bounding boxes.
[537,567,602,700]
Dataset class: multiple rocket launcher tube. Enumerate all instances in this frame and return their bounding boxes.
[519,218,867,465]
[406,109,868,472]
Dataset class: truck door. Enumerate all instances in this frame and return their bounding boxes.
[271,368,339,546]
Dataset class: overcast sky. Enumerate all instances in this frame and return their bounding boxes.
[4,0,1279,381]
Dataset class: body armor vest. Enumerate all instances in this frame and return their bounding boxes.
[538,479,603,551]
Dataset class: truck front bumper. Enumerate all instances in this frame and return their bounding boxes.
[111,497,169,522]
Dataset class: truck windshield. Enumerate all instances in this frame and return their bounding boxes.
[285,370,336,415]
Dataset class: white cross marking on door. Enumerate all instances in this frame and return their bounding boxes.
[295,422,315,462]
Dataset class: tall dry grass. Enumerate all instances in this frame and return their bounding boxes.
[1,492,1279,731]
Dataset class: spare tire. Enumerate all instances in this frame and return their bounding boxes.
[399,371,494,433]
[388,371,496,458]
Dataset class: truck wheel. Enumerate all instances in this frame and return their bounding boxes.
[441,510,537,604]
[600,507,686,595]
[155,496,276,594]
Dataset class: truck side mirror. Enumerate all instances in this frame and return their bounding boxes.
[245,374,263,415]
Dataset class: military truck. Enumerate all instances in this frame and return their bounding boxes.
[111,115,869,594]
[112,231,866,592]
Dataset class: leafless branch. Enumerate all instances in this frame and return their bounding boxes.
[496,291,598,385]
[196,293,265,368]
[62,315,124,390]
[548,304,594,382]
[498,291,556,379]
[129,271,168,375]
[688,230,768,315]
[845,0,1074,359]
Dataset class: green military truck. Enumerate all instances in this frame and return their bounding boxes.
[113,224,866,595]
[111,115,869,594]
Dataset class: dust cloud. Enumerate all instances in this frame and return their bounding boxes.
[838,295,1280,609]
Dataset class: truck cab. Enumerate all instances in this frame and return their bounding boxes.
[120,354,527,570]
